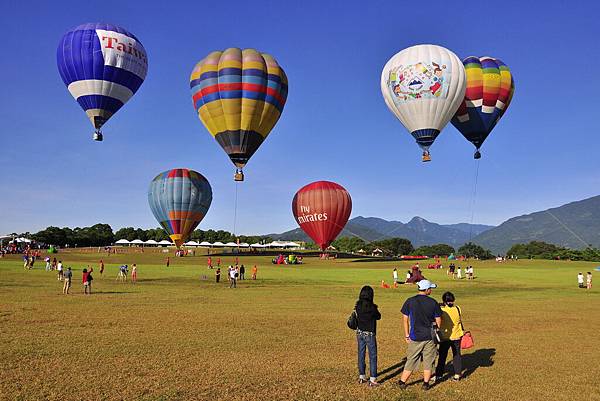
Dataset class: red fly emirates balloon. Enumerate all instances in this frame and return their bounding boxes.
[292,181,352,250]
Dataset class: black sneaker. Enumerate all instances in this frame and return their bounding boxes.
[398,380,407,389]
[422,382,431,391]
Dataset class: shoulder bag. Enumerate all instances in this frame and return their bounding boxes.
[347,308,358,330]
[457,306,474,349]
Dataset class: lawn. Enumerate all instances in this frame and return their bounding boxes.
[1,251,599,401]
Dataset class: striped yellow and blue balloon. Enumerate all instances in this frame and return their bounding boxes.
[148,169,212,248]
[57,23,148,138]
[190,48,288,170]
[451,56,514,158]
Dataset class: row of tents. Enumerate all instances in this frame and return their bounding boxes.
[114,239,303,249]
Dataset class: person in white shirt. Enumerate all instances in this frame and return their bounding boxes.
[586,272,592,289]
[578,272,585,288]
[393,268,398,284]
[57,261,64,281]
[456,266,462,279]
[229,266,237,288]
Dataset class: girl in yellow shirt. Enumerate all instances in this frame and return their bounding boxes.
[435,292,464,381]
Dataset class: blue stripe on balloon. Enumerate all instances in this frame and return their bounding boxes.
[76,95,124,113]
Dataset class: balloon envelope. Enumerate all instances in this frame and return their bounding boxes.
[190,48,288,169]
[381,44,466,158]
[57,23,148,135]
[148,169,212,248]
[451,56,514,156]
[292,181,352,251]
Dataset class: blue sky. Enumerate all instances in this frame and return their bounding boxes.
[2,0,600,235]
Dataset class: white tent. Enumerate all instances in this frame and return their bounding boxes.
[284,242,301,248]
[212,241,225,247]
[224,242,238,247]
[144,239,158,246]
[239,242,250,248]
[12,237,32,243]
[158,240,172,246]
[115,239,130,245]
[184,240,200,246]
[131,239,144,245]
[250,243,265,248]
[199,241,212,247]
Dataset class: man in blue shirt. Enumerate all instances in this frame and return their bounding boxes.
[398,280,442,391]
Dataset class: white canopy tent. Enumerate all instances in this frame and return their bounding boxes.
[224,242,238,247]
[158,240,172,246]
[144,239,159,246]
[239,242,250,248]
[115,239,130,245]
[184,240,200,247]
[199,241,212,247]
[11,237,32,244]
[130,239,144,245]
[212,241,225,247]
[250,243,265,248]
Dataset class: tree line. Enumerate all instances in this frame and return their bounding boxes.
[507,241,600,261]
[29,224,272,248]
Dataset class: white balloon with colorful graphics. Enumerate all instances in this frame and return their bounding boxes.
[381,44,466,162]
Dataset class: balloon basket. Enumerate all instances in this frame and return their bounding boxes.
[93,131,103,141]
[234,170,244,182]
[422,153,431,162]
[474,150,481,159]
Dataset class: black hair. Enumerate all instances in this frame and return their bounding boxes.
[82,268,87,273]
[442,291,455,304]
[356,285,376,312]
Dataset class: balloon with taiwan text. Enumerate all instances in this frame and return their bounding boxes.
[292,181,352,251]
[451,56,515,159]
[189,48,288,181]
[381,44,466,162]
[57,23,148,141]
[148,169,212,248]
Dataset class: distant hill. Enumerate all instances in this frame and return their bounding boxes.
[472,195,600,254]
[270,216,494,248]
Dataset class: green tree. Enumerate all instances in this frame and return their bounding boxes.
[413,244,455,256]
[458,242,494,260]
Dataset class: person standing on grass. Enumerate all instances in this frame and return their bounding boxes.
[215,267,221,283]
[99,259,104,276]
[45,257,51,271]
[57,261,64,281]
[166,257,170,268]
[435,292,464,382]
[398,280,442,391]
[578,272,584,288]
[251,265,257,280]
[586,272,592,289]
[354,285,381,387]
[393,268,398,284]
[239,264,245,280]
[131,264,137,284]
[82,268,90,294]
[229,265,237,288]
[63,267,72,295]
[456,266,462,279]
[207,256,212,269]
[217,257,221,267]
[52,257,57,271]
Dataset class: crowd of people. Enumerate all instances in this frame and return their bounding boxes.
[351,280,468,390]
[447,263,475,280]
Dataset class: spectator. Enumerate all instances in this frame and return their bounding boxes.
[251,265,258,280]
[353,286,381,387]
[63,267,72,295]
[435,292,464,381]
[398,280,442,391]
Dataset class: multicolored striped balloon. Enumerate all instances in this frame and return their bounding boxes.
[148,169,212,248]
[57,23,148,141]
[190,48,288,176]
[451,56,514,158]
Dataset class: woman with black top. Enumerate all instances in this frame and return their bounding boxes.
[354,285,381,386]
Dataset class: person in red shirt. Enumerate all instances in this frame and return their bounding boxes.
[82,267,94,295]
[207,256,212,269]
[217,257,221,267]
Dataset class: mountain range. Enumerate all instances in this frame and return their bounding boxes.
[270,216,494,248]
[271,195,600,254]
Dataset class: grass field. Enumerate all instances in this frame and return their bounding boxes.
[1,251,599,401]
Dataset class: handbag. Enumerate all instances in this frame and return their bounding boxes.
[347,309,358,330]
[457,306,474,349]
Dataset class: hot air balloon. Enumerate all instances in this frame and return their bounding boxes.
[57,23,148,141]
[451,57,514,159]
[148,169,212,248]
[381,45,466,162]
[292,181,352,251]
[190,48,288,181]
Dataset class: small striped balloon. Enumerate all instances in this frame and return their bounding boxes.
[148,169,212,248]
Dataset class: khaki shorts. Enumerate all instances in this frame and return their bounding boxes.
[405,340,437,372]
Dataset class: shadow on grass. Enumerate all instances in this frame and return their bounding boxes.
[377,357,406,383]
[437,348,496,383]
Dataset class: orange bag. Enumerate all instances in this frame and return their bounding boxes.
[460,331,474,349]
